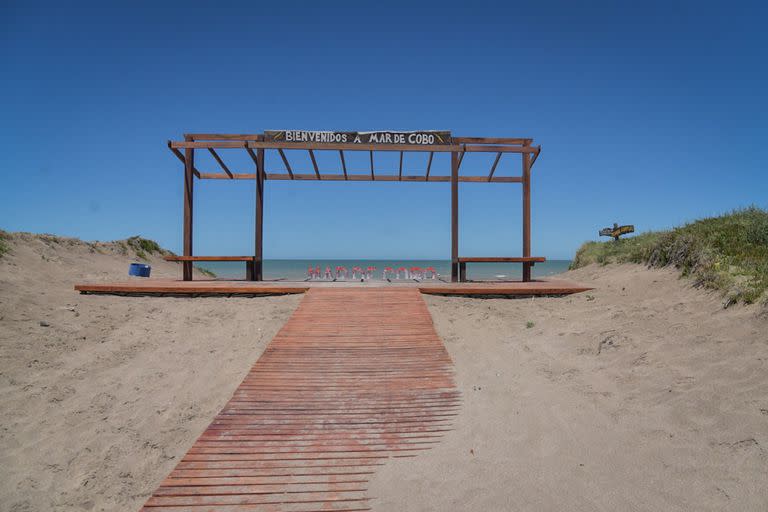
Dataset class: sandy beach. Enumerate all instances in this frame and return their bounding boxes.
[372,264,768,511]
[1,233,767,511]
[0,234,301,511]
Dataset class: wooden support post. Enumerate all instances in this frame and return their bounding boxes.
[451,151,459,282]
[254,148,265,281]
[182,136,194,281]
[522,151,532,282]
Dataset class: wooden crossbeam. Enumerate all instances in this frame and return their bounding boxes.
[207,148,233,178]
[170,140,538,153]
[277,148,294,178]
[185,134,529,144]
[461,144,537,153]
[458,256,546,263]
[260,173,522,183]
[165,255,256,261]
[246,141,458,152]
[198,173,520,182]
[195,168,525,183]
[250,141,462,153]
[171,141,247,149]
[308,149,320,179]
[339,150,347,179]
[200,173,256,179]
[425,152,434,179]
[167,142,201,178]
[487,152,502,182]
[186,134,264,141]
[453,137,532,145]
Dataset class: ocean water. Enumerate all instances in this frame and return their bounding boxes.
[195,259,572,281]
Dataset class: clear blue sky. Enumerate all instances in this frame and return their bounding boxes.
[2,1,766,259]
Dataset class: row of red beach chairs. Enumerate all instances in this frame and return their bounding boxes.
[307,265,439,281]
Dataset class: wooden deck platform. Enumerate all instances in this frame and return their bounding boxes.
[141,287,458,511]
[75,278,592,297]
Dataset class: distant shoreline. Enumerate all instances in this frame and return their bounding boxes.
[193,258,573,281]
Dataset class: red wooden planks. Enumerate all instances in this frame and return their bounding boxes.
[141,288,458,511]
[74,279,592,297]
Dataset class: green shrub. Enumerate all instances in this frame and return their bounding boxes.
[0,231,9,258]
[125,236,167,261]
[571,207,768,306]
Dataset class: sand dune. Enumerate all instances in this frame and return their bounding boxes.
[1,233,766,511]
[0,233,301,511]
[371,264,768,511]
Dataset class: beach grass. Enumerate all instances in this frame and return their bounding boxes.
[195,265,217,278]
[0,231,9,258]
[125,236,167,261]
[571,207,768,306]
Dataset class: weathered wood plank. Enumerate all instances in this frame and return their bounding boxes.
[140,288,458,510]
[165,256,255,261]
[259,174,522,183]
[74,279,592,296]
[458,257,546,263]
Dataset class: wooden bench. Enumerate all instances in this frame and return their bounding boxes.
[164,256,258,281]
[458,257,546,282]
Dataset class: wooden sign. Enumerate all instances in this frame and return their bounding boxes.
[265,130,452,145]
[599,223,635,240]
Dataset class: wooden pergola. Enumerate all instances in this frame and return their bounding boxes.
[167,131,543,283]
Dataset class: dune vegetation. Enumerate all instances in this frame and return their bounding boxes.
[0,231,8,258]
[571,207,768,306]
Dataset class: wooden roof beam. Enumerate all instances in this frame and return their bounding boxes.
[243,141,459,152]
[262,173,523,183]
[453,137,532,145]
[200,173,257,179]
[169,141,533,152]
[277,149,294,178]
[172,141,249,149]
[461,144,537,153]
[487,152,502,182]
[207,148,234,178]
[182,134,533,145]
[185,134,264,141]
[167,141,201,179]
[308,149,321,180]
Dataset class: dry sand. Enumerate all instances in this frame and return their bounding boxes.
[1,233,767,511]
[0,233,301,511]
[370,264,768,511]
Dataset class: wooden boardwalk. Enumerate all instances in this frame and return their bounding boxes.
[142,288,458,511]
[76,278,592,297]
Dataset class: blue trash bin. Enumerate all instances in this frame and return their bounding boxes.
[128,263,151,278]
